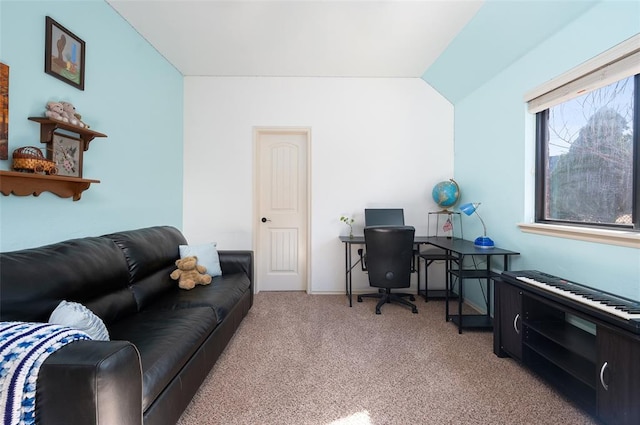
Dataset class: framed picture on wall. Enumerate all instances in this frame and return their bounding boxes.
[44,16,85,90]
[48,133,83,177]
[0,62,8,160]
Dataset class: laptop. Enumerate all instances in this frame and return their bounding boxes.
[364,208,405,227]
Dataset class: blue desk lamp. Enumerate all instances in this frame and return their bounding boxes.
[459,202,494,248]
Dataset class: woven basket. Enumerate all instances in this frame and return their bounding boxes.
[12,146,58,175]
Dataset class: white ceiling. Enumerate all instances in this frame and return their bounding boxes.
[106,0,484,78]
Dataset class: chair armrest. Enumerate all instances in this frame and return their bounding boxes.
[358,248,367,271]
[37,340,142,425]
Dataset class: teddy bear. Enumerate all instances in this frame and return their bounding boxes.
[170,256,212,290]
[60,102,84,127]
[45,101,68,123]
[74,112,89,129]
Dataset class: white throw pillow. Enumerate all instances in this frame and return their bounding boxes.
[49,300,110,341]
[179,242,222,277]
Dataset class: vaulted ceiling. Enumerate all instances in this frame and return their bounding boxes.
[106,0,599,103]
[106,0,484,78]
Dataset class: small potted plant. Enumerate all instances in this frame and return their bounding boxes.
[340,215,355,239]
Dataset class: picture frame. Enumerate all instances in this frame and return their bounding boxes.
[44,16,85,90]
[48,133,83,177]
[0,62,8,160]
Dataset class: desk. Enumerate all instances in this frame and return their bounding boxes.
[339,235,430,307]
[424,237,519,334]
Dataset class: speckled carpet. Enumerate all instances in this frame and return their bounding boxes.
[177,292,596,425]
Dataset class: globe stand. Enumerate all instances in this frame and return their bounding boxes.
[428,210,463,239]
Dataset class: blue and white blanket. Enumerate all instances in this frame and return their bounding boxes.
[0,322,91,425]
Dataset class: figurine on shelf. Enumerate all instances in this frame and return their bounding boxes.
[60,102,85,128]
[12,146,58,175]
[73,112,89,129]
[45,101,68,123]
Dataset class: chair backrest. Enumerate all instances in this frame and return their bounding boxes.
[364,226,415,289]
[364,208,405,226]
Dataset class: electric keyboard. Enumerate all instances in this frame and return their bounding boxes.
[502,270,640,334]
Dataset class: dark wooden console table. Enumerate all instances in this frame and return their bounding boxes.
[494,274,640,424]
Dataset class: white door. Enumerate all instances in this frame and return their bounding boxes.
[255,128,309,292]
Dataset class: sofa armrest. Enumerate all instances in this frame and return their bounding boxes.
[219,250,254,305]
[219,250,253,285]
[37,340,142,425]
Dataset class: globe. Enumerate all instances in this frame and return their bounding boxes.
[432,179,460,210]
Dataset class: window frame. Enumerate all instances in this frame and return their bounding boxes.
[534,75,640,232]
[525,33,640,236]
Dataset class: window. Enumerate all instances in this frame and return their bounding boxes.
[536,75,638,230]
[526,35,640,232]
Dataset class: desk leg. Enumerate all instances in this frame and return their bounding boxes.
[445,257,450,322]
[488,278,491,318]
[458,271,463,334]
[486,255,492,320]
[349,247,353,307]
[486,275,492,326]
[416,255,421,298]
[345,243,353,307]
[344,242,348,296]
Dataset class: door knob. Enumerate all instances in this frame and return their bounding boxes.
[261,217,271,223]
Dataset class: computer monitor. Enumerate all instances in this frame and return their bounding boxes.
[364,208,405,226]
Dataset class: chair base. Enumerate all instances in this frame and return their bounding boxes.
[357,288,418,314]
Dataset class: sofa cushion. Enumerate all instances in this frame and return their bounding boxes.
[104,226,186,285]
[147,272,251,324]
[0,237,134,323]
[108,307,217,411]
[127,264,177,310]
[103,226,187,310]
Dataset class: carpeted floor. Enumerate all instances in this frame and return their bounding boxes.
[177,292,597,425]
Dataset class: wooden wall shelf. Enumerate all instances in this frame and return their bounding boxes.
[0,170,99,201]
[28,117,107,151]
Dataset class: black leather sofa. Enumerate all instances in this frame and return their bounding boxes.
[0,226,253,425]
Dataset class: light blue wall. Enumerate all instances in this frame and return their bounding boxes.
[0,0,184,251]
[434,0,640,302]
[422,0,598,104]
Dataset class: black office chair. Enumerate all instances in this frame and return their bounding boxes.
[357,226,418,314]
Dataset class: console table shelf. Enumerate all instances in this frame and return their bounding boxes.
[526,319,597,363]
[28,117,107,151]
[0,170,99,201]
